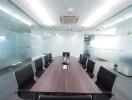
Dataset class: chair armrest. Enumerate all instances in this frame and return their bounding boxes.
[35,71,44,73]
[102,91,114,98]
[103,92,114,96]
[15,89,29,94]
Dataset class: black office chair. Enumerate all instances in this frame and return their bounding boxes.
[94,66,117,100]
[17,90,38,100]
[93,93,113,100]
[14,64,36,99]
[44,55,50,68]
[86,59,95,78]
[63,52,70,57]
[35,57,45,78]
[38,95,92,100]
[79,54,83,64]
[48,53,53,63]
[81,55,88,69]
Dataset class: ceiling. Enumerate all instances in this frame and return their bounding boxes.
[11,0,132,31]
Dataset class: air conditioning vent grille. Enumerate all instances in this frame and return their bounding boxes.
[60,16,79,24]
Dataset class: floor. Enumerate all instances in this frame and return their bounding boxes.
[0,58,132,100]
[93,59,132,100]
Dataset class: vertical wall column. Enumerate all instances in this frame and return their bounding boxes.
[83,34,94,57]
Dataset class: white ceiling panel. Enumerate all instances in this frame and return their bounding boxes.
[11,0,132,31]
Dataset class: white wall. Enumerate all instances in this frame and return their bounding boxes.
[31,27,84,58]
[47,32,84,58]
[85,5,132,71]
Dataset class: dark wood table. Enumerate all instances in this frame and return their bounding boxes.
[31,56,101,94]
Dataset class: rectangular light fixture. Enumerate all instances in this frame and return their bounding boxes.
[31,34,42,39]
[82,0,120,27]
[24,33,42,39]
[25,0,54,26]
[0,6,32,26]
[104,19,123,29]
[24,33,31,35]
[43,33,51,37]
[104,13,132,29]
[124,14,132,20]
[97,28,116,35]
[90,36,119,49]
[12,61,22,65]
[0,36,6,41]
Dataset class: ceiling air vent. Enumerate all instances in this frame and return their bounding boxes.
[60,16,79,24]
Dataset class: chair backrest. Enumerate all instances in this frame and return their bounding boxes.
[14,64,34,89]
[63,52,70,57]
[38,95,91,100]
[17,90,37,100]
[35,57,43,71]
[86,59,95,74]
[79,54,83,64]
[44,55,49,67]
[48,53,52,61]
[96,66,116,92]
[82,55,87,66]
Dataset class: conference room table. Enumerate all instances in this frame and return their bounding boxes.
[31,56,102,96]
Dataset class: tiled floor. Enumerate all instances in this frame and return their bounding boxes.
[93,59,132,100]
[0,59,132,100]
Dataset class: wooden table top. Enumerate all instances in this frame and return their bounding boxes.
[31,56,101,94]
